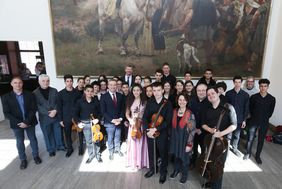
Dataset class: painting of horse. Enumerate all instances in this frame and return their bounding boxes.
[50,0,271,77]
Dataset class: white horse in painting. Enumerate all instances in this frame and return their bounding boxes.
[97,0,143,55]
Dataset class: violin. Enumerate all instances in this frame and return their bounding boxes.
[131,117,142,139]
[148,113,164,137]
[90,114,103,143]
[71,118,83,132]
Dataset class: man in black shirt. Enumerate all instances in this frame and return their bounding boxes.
[143,82,173,184]
[201,86,237,189]
[58,74,81,157]
[197,69,216,87]
[75,77,85,98]
[161,62,176,87]
[73,85,102,163]
[243,79,276,164]
[225,76,249,157]
[189,83,210,168]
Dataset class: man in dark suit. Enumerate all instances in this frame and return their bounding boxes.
[121,64,135,88]
[142,82,173,184]
[33,74,65,157]
[100,79,125,160]
[2,76,42,169]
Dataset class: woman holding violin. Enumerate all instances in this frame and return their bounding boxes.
[200,86,237,189]
[125,84,149,169]
[73,85,102,164]
[170,92,196,184]
[142,82,173,184]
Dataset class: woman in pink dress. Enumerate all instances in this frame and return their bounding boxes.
[125,84,149,169]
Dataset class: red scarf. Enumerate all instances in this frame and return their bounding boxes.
[172,109,191,129]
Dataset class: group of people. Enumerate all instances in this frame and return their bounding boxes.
[2,63,276,189]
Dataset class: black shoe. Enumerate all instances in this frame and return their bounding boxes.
[255,156,262,164]
[180,175,187,184]
[109,153,114,160]
[202,182,212,188]
[231,148,241,157]
[144,170,155,178]
[20,160,27,170]
[169,170,179,179]
[34,156,42,165]
[97,157,103,163]
[159,174,167,184]
[86,157,94,164]
[49,152,56,157]
[243,154,250,160]
[78,148,84,156]
[65,149,73,158]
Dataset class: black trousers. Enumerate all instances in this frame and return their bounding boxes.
[147,132,168,175]
[246,123,269,158]
[191,133,205,164]
[63,121,84,151]
[63,121,73,151]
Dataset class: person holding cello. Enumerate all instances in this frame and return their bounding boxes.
[169,92,196,184]
[200,86,237,189]
[125,84,149,169]
[73,85,102,163]
[142,82,173,184]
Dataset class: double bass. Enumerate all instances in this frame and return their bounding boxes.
[197,106,229,182]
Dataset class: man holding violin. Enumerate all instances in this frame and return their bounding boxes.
[201,86,237,189]
[142,82,173,184]
[73,85,102,163]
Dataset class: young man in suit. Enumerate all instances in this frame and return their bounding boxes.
[142,82,173,184]
[100,79,125,160]
[2,76,42,169]
[33,74,65,157]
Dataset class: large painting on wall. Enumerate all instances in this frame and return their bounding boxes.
[50,0,271,77]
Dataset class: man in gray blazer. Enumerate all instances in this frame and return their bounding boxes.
[33,74,65,157]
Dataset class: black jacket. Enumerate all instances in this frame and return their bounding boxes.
[2,91,38,129]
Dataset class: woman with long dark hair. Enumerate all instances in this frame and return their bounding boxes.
[125,84,149,169]
[170,92,196,184]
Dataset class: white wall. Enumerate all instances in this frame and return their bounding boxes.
[0,0,281,125]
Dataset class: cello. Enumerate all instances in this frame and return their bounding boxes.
[197,106,229,182]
